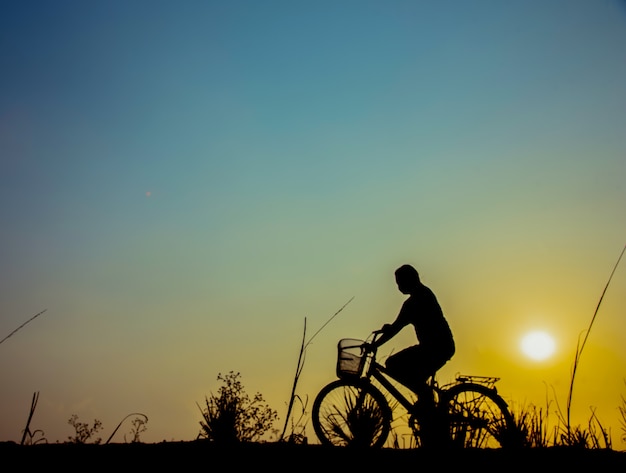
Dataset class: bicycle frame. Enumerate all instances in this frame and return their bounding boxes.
[365,360,421,413]
[358,332,441,414]
[363,353,501,411]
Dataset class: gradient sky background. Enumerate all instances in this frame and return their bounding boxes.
[1,0,625,446]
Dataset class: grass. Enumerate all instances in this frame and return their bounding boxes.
[616,389,626,446]
[510,398,618,449]
[319,387,388,448]
[564,244,625,440]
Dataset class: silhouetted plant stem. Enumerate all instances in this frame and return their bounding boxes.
[20,391,40,445]
[566,244,625,436]
[280,296,354,441]
[280,318,307,441]
[105,413,148,444]
[0,309,47,346]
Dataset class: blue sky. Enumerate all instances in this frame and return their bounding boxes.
[1,1,625,445]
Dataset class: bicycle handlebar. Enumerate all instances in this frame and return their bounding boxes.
[369,330,385,343]
[359,330,385,355]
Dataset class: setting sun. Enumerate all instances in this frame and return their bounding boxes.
[520,331,556,361]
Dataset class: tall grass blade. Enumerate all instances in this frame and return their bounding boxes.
[105,413,148,444]
[566,244,626,434]
[0,309,48,346]
[20,391,40,445]
[280,318,307,440]
[280,296,354,441]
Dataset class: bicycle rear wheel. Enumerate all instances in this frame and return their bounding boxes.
[311,378,392,448]
[443,382,519,448]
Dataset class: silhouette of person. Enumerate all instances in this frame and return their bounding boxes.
[371,264,455,424]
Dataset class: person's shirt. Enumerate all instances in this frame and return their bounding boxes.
[397,284,455,359]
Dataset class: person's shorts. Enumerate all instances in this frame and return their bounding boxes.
[385,345,450,388]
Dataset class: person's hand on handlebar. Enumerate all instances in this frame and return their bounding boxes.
[361,341,375,353]
[363,327,387,352]
[369,323,396,349]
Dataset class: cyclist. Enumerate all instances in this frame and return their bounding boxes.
[370,264,455,442]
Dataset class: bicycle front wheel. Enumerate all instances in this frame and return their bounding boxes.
[311,378,392,448]
[443,382,519,448]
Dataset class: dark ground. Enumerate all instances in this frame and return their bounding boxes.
[2,440,626,471]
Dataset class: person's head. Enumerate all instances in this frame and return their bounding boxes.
[394,264,421,294]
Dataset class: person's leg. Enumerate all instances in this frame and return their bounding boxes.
[385,346,434,392]
[410,353,451,448]
[384,346,420,388]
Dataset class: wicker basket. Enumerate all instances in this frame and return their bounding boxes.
[336,338,366,378]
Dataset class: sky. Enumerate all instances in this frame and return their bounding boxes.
[1,0,625,446]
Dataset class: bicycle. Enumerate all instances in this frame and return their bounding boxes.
[312,331,520,449]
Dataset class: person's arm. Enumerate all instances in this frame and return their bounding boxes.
[373,318,404,348]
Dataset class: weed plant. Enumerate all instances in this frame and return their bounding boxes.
[508,245,626,450]
[328,390,386,447]
[510,403,554,448]
[67,415,103,444]
[197,371,278,444]
[511,400,617,449]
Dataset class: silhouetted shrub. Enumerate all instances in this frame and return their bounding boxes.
[197,371,278,444]
[67,415,103,444]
